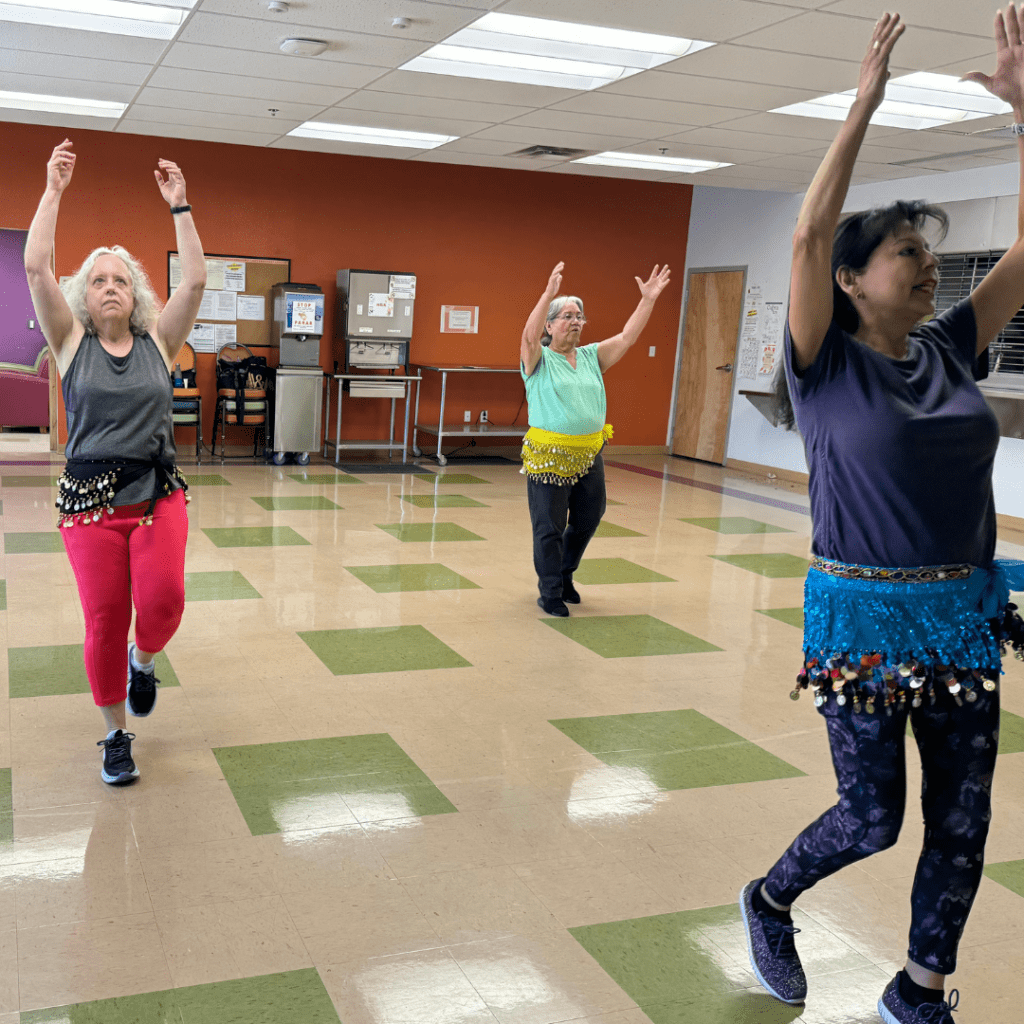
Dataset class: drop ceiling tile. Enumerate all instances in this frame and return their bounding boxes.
[696,175,805,192]
[656,126,825,155]
[0,74,137,104]
[714,112,904,144]
[123,104,302,135]
[506,108,711,138]
[0,51,150,86]
[710,163,814,183]
[500,0,802,42]
[314,107,491,136]
[748,153,829,173]
[334,89,532,123]
[542,162,684,183]
[133,87,325,122]
[822,0,999,38]
[160,44,387,89]
[364,69,578,107]
[468,124,645,151]
[178,12,427,67]
[434,136,532,156]
[117,121,282,147]
[547,94,756,129]
[269,136,428,159]
[146,67,352,107]
[198,0,481,41]
[410,151,565,169]
[0,22,167,62]
[870,130,1015,155]
[618,141,778,165]
[730,11,990,68]
[597,71,817,111]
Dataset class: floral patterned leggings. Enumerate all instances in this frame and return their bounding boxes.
[763,683,1000,974]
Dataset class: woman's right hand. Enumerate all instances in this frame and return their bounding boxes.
[545,261,564,298]
[855,12,905,114]
[46,139,75,194]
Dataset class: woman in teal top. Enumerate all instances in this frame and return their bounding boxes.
[520,261,671,616]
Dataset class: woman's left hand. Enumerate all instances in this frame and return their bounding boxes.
[636,264,671,301]
[963,4,1024,115]
[154,158,188,207]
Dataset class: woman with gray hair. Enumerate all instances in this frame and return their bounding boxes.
[24,138,207,785]
[520,260,671,616]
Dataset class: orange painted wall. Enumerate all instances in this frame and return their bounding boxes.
[1,121,692,450]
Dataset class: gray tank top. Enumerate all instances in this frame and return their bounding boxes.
[62,332,178,506]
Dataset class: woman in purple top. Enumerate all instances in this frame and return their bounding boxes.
[738,10,1024,1024]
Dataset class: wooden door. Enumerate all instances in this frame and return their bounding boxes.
[671,269,745,464]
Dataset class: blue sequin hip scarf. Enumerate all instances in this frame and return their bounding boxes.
[793,556,1024,713]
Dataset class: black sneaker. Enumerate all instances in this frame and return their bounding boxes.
[562,578,581,604]
[127,643,159,717]
[739,879,807,1005]
[879,975,959,1023]
[537,595,570,617]
[97,730,139,784]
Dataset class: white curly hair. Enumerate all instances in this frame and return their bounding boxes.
[60,245,162,334]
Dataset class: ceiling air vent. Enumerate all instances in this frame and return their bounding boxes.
[510,145,587,159]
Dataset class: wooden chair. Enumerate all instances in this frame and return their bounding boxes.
[171,341,202,463]
[212,341,268,462]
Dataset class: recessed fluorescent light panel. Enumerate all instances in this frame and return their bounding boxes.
[287,122,458,149]
[0,0,195,39]
[0,89,127,118]
[772,72,1012,131]
[575,152,732,174]
[400,12,714,90]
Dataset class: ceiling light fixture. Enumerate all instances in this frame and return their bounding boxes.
[279,38,329,56]
[399,12,713,90]
[574,152,732,174]
[287,121,458,149]
[0,0,195,39]
[771,72,1012,131]
[0,88,127,118]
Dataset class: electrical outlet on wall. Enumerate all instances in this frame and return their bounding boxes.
[480,410,488,423]
[648,346,656,357]
[464,410,471,422]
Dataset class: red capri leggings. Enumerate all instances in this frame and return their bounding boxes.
[61,489,188,707]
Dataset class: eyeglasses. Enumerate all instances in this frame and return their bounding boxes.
[554,313,586,323]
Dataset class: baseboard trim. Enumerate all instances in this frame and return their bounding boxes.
[725,458,809,490]
[609,445,670,455]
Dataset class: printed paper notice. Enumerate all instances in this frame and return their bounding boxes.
[290,299,317,331]
[440,305,479,333]
[236,295,265,321]
[737,285,762,382]
[223,262,245,291]
[170,256,225,291]
[198,290,237,321]
[390,274,416,299]
[368,293,394,317]
[189,323,216,353]
[758,300,785,377]
[215,324,237,347]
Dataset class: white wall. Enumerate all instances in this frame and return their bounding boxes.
[680,160,1024,518]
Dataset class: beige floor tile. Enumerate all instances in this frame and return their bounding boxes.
[258,823,398,892]
[0,917,17,1015]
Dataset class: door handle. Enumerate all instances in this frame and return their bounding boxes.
[715,363,733,372]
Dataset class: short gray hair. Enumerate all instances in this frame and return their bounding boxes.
[542,294,585,346]
[61,245,162,335]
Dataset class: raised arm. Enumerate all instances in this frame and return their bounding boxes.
[24,139,84,375]
[963,4,1024,353]
[789,13,904,371]
[521,261,563,376]
[152,159,206,365]
[596,265,671,372]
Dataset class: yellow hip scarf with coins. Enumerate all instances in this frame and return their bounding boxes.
[520,425,613,486]
[790,556,1024,713]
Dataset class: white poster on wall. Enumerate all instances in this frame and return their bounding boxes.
[737,284,762,382]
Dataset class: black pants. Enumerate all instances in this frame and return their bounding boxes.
[527,455,606,598]
[763,684,999,974]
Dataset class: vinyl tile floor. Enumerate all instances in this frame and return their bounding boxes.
[1,451,1023,1023]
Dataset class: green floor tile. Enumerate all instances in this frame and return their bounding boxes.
[543,614,719,659]
[402,494,489,508]
[22,968,340,1024]
[8,645,179,699]
[605,498,625,505]
[419,473,490,485]
[0,769,11,844]
[4,531,64,554]
[214,734,456,834]
[984,858,1024,898]
[346,563,480,593]
[0,499,3,514]
[550,708,804,790]
[1,475,59,487]
[0,579,5,612]
[201,526,309,547]
[756,607,804,629]
[594,521,644,538]
[712,553,810,578]
[573,558,675,584]
[570,905,817,1024]
[299,624,471,675]
[376,522,484,542]
[1000,708,1024,755]
[288,472,363,484]
[182,474,231,486]
[184,570,262,602]
[250,496,341,511]
[682,516,792,534]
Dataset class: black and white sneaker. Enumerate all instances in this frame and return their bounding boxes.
[127,643,159,717]
[97,730,139,784]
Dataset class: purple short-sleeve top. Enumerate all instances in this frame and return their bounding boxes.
[784,300,998,569]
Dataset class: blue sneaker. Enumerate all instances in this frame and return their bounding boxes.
[739,879,807,1005]
[879,975,959,1023]
[127,643,159,717]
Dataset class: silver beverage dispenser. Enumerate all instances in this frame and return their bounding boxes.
[269,282,324,465]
